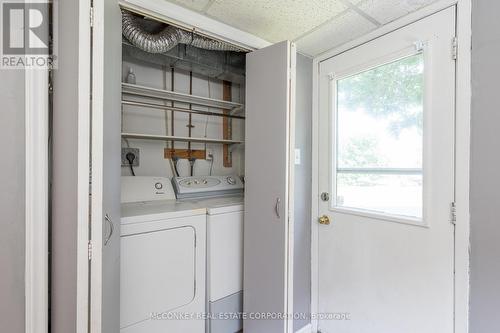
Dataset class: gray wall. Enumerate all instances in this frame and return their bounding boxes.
[0,70,26,333]
[294,53,313,332]
[469,1,500,332]
[51,0,80,332]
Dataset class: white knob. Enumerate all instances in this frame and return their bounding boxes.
[227,176,236,185]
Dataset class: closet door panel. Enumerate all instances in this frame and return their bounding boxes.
[90,0,122,332]
[244,40,296,333]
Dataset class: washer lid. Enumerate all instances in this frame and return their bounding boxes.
[207,203,244,215]
[193,195,244,215]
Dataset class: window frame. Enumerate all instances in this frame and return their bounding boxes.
[328,45,429,226]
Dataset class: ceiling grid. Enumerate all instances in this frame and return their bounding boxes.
[166,0,440,56]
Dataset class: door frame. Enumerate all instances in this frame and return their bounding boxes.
[310,1,472,332]
[25,4,51,332]
[25,66,49,333]
[73,1,92,333]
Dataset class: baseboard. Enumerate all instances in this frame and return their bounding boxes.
[295,323,313,333]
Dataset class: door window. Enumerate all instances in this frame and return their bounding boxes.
[333,53,424,219]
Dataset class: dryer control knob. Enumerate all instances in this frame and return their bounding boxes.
[154,182,163,190]
[227,176,236,185]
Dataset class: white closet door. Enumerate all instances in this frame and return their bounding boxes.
[244,40,296,333]
[90,0,122,332]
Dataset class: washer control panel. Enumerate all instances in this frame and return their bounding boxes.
[172,175,244,199]
[121,176,176,203]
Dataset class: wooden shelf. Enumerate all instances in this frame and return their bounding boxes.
[122,133,244,145]
[122,83,244,112]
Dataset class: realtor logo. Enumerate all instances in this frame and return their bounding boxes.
[1,1,55,69]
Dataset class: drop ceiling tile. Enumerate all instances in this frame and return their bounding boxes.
[167,0,212,12]
[357,0,438,25]
[295,10,377,56]
[205,0,349,43]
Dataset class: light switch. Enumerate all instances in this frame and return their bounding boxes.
[295,148,301,165]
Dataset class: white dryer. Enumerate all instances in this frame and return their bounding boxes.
[120,176,206,333]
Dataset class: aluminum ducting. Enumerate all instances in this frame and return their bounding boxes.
[122,10,244,54]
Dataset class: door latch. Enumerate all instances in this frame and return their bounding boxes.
[320,192,329,202]
[318,215,331,225]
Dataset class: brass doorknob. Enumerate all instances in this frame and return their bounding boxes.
[318,215,330,225]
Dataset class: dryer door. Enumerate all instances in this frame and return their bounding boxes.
[120,214,206,333]
[121,227,195,327]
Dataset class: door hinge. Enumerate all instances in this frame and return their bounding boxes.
[452,37,458,60]
[88,241,93,261]
[450,202,457,225]
[48,68,54,93]
[90,7,94,27]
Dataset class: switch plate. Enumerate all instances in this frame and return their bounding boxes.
[295,148,301,165]
[121,147,139,167]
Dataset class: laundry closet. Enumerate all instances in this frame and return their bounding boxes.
[87,2,310,333]
[120,8,248,333]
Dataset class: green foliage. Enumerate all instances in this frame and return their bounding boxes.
[339,136,385,168]
[337,53,424,136]
[338,136,386,186]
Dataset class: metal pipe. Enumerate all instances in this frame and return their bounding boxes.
[121,100,245,119]
[122,85,242,111]
[121,133,243,145]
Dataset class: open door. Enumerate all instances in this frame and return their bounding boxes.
[89,0,122,332]
[244,40,296,333]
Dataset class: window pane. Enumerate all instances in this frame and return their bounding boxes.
[335,54,424,219]
[337,173,422,218]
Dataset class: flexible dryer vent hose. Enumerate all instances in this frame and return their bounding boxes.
[121,10,245,54]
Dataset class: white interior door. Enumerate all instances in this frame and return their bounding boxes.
[317,8,456,333]
[90,0,122,332]
[244,40,296,333]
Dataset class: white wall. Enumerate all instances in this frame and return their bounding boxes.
[121,58,244,178]
[0,67,26,333]
[469,1,500,331]
[293,54,313,332]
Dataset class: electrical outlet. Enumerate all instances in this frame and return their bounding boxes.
[121,148,139,167]
[206,149,214,160]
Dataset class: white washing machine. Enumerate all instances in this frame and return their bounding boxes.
[207,202,244,333]
[120,176,207,333]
